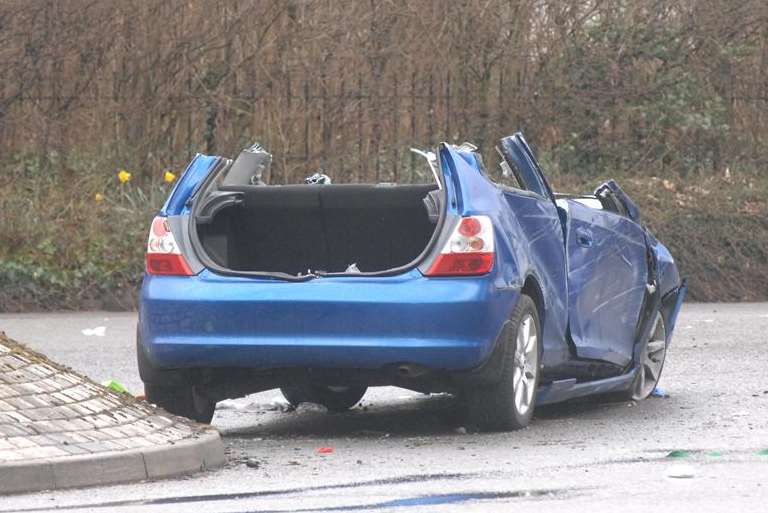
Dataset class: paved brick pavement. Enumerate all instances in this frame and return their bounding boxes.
[0,334,224,494]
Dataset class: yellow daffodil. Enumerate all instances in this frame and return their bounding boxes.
[163,170,177,183]
[117,170,132,183]
[94,192,104,203]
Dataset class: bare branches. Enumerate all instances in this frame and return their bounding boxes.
[0,0,766,180]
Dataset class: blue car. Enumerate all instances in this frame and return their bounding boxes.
[137,133,686,430]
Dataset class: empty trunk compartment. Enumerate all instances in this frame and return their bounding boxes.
[195,184,441,275]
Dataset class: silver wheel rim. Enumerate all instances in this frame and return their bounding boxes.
[513,313,538,415]
[634,313,667,399]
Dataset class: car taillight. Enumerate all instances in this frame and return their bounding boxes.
[425,215,494,276]
[146,216,194,276]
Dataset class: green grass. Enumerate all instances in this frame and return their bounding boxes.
[0,153,174,311]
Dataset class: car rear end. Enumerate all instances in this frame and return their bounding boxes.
[137,144,518,417]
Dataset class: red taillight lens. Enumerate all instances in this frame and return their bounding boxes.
[146,253,193,275]
[146,216,194,276]
[458,217,482,237]
[425,215,494,276]
[427,252,494,275]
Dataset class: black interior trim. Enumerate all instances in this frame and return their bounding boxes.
[196,184,439,275]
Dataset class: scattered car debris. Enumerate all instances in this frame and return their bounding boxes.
[651,387,668,398]
[317,447,334,454]
[296,403,328,414]
[665,464,697,479]
[667,450,691,458]
[101,379,128,394]
[218,399,249,411]
[82,326,106,337]
[263,399,293,412]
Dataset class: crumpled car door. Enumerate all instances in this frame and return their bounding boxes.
[564,200,649,367]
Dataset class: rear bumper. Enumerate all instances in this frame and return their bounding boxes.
[139,269,517,372]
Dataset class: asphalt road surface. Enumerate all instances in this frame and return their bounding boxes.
[0,303,767,512]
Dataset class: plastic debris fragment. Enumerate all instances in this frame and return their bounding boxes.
[651,387,668,398]
[757,449,768,456]
[317,447,334,454]
[667,450,691,458]
[665,464,696,479]
[101,379,128,394]
[705,451,723,457]
[82,327,106,337]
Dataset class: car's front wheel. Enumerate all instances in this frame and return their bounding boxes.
[281,385,367,412]
[626,311,668,401]
[465,294,541,431]
[145,384,216,424]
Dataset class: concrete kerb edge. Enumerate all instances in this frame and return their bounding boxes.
[0,429,225,495]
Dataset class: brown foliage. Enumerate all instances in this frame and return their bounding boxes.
[1,0,767,308]
[2,0,767,182]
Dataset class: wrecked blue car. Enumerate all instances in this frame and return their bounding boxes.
[137,133,687,430]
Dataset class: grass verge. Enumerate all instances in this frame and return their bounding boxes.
[1,154,765,310]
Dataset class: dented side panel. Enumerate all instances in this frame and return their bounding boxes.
[564,200,649,367]
[441,142,572,371]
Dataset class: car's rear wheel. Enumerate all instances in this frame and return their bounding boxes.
[145,384,216,424]
[465,294,541,431]
[626,311,667,401]
[281,385,367,413]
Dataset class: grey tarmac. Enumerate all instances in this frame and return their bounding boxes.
[0,303,766,512]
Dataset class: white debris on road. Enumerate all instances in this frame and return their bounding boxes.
[81,326,106,337]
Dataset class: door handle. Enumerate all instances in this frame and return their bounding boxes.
[576,228,593,247]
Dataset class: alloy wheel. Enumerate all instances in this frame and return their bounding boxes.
[632,312,667,400]
[513,313,539,415]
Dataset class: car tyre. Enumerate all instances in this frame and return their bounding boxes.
[465,294,541,431]
[280,385,309,407]
[145,384,216,424]
[281,385,367,413]
[623,311,668,401]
